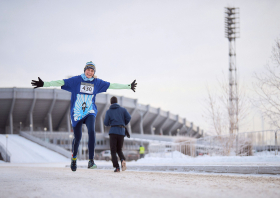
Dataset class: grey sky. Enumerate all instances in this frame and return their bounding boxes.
[1,0,280,134]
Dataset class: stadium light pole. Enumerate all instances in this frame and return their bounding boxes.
[225,7,240,134]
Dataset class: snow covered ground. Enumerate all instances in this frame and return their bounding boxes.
[0,135,280,197]
[0,135,69,163]
[0,166,280,198]
[0,135,279,167]
[130,151,280,166]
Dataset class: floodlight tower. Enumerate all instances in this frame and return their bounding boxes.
[225,7,240,134]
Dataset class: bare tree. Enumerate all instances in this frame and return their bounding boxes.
[203,78,250,156]
[203,85,227,136]
[204,74,249,136]
[253,38,280,128]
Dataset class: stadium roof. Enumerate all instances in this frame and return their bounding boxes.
[0,88,203,138]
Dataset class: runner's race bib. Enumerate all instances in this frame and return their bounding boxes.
[80,82,94,94]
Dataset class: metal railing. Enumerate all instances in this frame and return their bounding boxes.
[0,141,11,162]
[21,131,147,160]
[148,130,280,158]
[20,131,72,158]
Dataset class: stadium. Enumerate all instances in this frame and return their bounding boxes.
[0,87,204,158]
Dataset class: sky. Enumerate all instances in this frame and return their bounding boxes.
[0,0,280,134]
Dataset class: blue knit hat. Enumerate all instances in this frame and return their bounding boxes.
[84,61,96,73]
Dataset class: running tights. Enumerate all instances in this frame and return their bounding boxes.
[72,115,96,159]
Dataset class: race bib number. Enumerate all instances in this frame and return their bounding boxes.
[80,82,94,94]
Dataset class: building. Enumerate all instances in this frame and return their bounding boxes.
[0,87,204,158]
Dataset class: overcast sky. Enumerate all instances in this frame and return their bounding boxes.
[1,0,280,134]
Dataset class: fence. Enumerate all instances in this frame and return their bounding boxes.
[148,130,280,158]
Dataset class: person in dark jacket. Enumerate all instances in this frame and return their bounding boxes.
[104,96,131,172]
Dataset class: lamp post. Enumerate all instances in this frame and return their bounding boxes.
[153,127,156,135]
[69,134,73,151]
[44,127,47,142]
[82,146,87,160]
[137,104,144,135]
[30,124,33,134]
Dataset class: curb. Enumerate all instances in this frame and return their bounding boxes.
[66,165,280,175]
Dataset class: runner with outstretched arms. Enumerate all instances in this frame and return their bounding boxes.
[31,61,137,172]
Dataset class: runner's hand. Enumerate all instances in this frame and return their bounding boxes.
[31,77,44,89]
[125,128,130,138]
[131,80,137,92]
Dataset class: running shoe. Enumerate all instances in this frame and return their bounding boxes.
[71,158,77,172]
[121,160,127,171]
[88,159,97,169]
[114,167,120,172]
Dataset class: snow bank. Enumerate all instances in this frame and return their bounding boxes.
[130,151,280,165]
[0,135,279,166]
[0,135,69,163]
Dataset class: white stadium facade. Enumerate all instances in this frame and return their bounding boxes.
[0,87,204,159]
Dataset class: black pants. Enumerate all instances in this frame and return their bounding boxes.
[110,134,125,168]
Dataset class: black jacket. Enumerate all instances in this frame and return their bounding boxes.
[104,103,131,136]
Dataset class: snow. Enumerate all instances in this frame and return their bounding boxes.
[0,135,279,167]
[0,166,280,198]
[0,135,280,197]
[130,151,280,166]
[0,135,69,163]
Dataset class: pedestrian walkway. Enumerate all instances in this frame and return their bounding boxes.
[65,163,280,175]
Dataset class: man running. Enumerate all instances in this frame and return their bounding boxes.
[31,61,137,172]
[104,96,131,172]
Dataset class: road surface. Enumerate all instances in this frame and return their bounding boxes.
[0,166,280,198]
